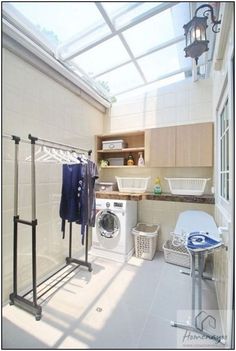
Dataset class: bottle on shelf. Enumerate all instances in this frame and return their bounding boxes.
[154,177,162,195]
[138,152,145,167]
[127,154,134,166]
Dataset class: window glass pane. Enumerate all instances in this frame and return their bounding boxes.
[225,99,229,128]
[220,107,225,136]
[226,130,229,171]
[220,173,225,198]
[96,63,143,95]
[226,173,229,200]
[11,2,111,45]
[223,136,226,171]
[122,3,188,57]
[219,98,230,202]
[71,37,130,77]
[102,2,162,30]
[137,41,189,82]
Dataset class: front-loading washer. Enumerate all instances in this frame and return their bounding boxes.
[91,199,137,262]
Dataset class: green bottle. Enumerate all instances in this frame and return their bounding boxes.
[154,177,162,195]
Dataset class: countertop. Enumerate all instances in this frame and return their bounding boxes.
[95,191,215,204]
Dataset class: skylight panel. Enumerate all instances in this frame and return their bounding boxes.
[137,41,189,82]
[122,3,189,57]
[122,9,176,57]
[96,63,144,95]
[102,2,162,30]
[71,37,130,77]
[117,72,186,101]
[11,2,110,46]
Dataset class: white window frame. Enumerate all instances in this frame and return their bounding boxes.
[216,59,233,218]
[218,92,230,210]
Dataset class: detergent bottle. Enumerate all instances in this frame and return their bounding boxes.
[138,152,145,167]
[154,177,162,195]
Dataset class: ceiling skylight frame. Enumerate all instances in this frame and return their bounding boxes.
[93,34,185,79]
[95,2,147,85]
[57,2,179,61]
[4,1,207,99]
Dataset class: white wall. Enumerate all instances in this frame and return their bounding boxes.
[105,77,213,133]
[2,48,105,302]
[138,201,214,251]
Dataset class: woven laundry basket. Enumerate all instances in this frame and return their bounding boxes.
[132,223,160,260]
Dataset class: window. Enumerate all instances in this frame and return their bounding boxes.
[219,99,229,202]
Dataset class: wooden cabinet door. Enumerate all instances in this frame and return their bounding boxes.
[145,127,176,167]
[176,122,213,167]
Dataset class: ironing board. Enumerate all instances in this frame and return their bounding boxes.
[170,212,225,344]
[173,211,220,277]
[174,210,221,239]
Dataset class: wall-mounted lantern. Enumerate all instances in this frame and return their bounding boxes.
[183,4,221,65]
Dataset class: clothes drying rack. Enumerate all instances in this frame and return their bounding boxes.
[3,133,93,321]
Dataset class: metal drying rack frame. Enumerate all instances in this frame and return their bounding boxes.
[3,133,93,320]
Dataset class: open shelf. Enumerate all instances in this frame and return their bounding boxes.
[100,165,143,169]
[95,131,145,168]
[97,147,145,153]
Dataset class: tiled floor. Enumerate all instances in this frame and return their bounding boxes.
[2,253,225,349]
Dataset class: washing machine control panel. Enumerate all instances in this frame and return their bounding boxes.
[114,202,123,208]
[106,202,110,208]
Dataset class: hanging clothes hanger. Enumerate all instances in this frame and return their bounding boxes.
[35,147,61,163]
[25,146,42,161]
[65,150,80,164]
[77,153,88,164]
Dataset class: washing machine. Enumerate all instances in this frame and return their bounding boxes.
[91,199,137,262]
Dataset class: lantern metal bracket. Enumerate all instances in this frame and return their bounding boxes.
[195,4,221,33]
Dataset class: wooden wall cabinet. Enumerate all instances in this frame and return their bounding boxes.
[175,123,213,167]
[145,122,213,167]
[95,123,213,169]
[145,127,176,167]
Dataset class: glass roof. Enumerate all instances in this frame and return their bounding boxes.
[3,2,210,102]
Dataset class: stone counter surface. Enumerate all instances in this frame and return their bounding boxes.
[95,191,215,204]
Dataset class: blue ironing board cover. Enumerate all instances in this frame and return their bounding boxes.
[187,232,222,252]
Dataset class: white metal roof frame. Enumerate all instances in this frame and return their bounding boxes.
[2,2,215,104]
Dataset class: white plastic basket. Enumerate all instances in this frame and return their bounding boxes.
[165,177,210,196]
[163,240,204,269]
[116,177,150,193]
[132,223,160,260]
[163,240,190,268]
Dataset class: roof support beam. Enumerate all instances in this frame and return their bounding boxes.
[58,2,179,61]
[96,2,147,84]
[93,35,184,79]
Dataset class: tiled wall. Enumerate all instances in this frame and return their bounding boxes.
[138,201,214,251]
[100,166,213,194]
[2,49,105,302]
[213,206,231,337]
[105,77,213,133]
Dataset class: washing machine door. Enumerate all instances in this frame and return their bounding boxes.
[97,210,120,239]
